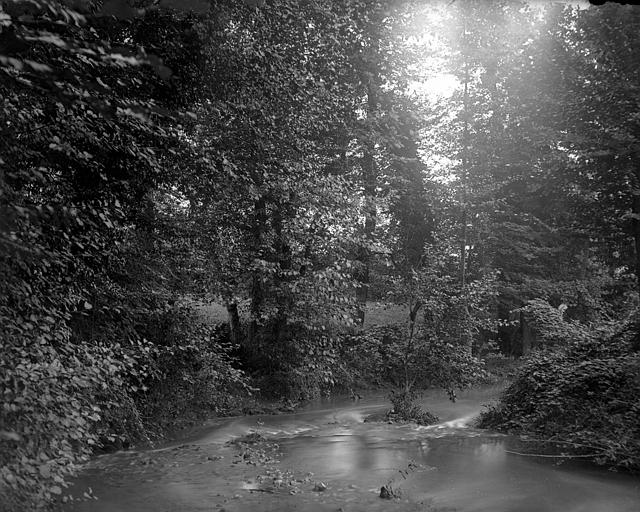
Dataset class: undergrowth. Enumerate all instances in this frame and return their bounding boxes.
[478,323,640,471]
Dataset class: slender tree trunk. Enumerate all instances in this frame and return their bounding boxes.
[0,164,9,245]
[632,187,640,296]
[460,20,470,290]
[248,196,267,347]
[459,14,472,354]
[225,301,242,345]
[404,289,422,394]
[271,203,291,344]
[459,214,467,287]
[520,311,533,356]
[356,76,378,326]
[626,167,640,351]
[140,191,156,253]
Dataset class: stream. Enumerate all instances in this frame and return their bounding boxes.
[64,385,639,512]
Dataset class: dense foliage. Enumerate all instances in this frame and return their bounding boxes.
[0,1,242,508]
[479,314,640,471]
[339,324,486,392]
[2,0,640,508]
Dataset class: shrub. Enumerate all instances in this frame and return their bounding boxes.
[387,389,439,425]
[137,317,249,435]
[338,324,488,393]
[516,298,594,346]
[0,327,136,510]
[0,292,248,510]
[240,322,340,400]
[478,328,640,471]
[337,325,402,389]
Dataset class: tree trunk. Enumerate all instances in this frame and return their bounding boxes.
[356,76,378,326]
[458,14,472,354]
[271,203,291,344]
[632,186,640,295]
[225,301,242,346]
[520,311,534,356]
[248,196,267,346]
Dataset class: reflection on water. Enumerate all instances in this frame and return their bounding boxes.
[64,386,640,512]
[473,441,506,465]
[277,429,639,512]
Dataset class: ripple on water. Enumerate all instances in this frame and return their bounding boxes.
[63,388,640,512]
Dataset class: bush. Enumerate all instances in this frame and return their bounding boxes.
[240,323,340,400]
[410,335,489,390]
[135,315,249,437]
[338,324,488,393]
[478,328,640,471]
[337,325,403,389]
[0,327,137,510]
[387,389,439,425]
[0,292,248,510]
[482,354,520,381]
[516,298,594,346]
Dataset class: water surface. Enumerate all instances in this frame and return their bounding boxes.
[65,386,640,512]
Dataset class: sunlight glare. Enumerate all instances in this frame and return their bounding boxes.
[410,73,459,99]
